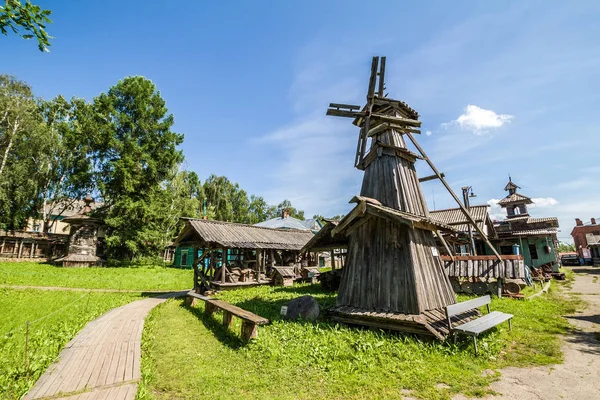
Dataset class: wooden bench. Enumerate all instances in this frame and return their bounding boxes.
[185,291,269,341]
[445,295,513,354]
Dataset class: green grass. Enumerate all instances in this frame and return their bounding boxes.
[0,289,142,399]
[138,281,579,400]
[0,262,193,291]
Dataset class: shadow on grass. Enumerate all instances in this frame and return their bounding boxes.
[180,300,245,350]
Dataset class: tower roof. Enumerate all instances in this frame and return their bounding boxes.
[497,192,533,206]
[504,179,520,191]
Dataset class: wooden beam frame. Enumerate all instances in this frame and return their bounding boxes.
[405,132,502,261]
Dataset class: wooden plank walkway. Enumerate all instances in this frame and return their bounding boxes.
[24,292,186,400]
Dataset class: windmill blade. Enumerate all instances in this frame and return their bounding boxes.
[378,56,386,97]
[354,125,364,167]
[357,57,380,166]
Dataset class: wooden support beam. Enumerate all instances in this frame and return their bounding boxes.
[1,238,5,254]
[435,230,455,262]
[419,173,445,183]
[221,248,227,284]
[17,239,23,258]
[405,132,502,261]
[256,250,262,282]
[326,108,364,118]
[369,113,422,128]
[330,249,335,270]
[328,102,361,110]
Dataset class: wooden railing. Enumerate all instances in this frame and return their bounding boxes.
[441,255,526,279]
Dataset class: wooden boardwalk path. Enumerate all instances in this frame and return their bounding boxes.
[24,292,186,400]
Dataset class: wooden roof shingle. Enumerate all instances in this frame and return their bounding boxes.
[174,218,314,250]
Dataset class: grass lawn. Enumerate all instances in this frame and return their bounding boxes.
[0,261,193,291]
[138,279,579,400]
[0,288,142,399]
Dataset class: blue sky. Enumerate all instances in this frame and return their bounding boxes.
[3,1,599,242]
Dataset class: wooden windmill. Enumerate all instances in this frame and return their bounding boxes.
[326,56,500,339]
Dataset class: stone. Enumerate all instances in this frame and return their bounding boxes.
[282,295,320,322]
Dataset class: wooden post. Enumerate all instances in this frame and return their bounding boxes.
[497,278,503,298]
[0,238,4,255]
[30,242,35,258]
[330,249,335,269]
[256,250,262,282]
[270,249,275,268]
[17,239,23,258]
[435,230,455,262]
[221,247,226,284]
[193,246,199,291]
[241,320,258,341]
[223,311,233,329]
[185,295,198,307]
[205,302,216,316]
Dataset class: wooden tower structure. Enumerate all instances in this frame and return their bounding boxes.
[326,57,500,339]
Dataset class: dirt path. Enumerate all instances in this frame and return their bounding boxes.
[23,291,185,400]
[459,266,600,399]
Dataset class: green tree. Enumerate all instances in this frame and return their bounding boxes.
[556,242,575,253]
[0,0,52,51]
[91,76,184,258]
[0,75,43,230]
[247,195,270,224]
[156,168,203,246]
[34,96,95,233]
[268,199,305,220]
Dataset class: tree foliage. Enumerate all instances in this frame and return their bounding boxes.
[0,74,308,259]
[0,75,43,230]
[91,76,184,258]
[556,242,575,253]
[0,0,52,51]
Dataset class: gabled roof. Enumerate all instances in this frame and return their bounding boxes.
[504,180,520,191]
[429,205,496,237]
[253,216,309,231]
[507,228,558,237]
[331,196,456,237]
[497,192,533,206]
[175,218,313,250]
[301,221,347,253]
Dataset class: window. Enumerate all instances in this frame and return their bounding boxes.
[528,244,538,260]
[181,251,188,267]
[32,223,41,232]
[500,246,513,255]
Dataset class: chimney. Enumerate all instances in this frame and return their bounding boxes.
[576,218,583,226]
[282,208,290,219]
[592,218,597,225]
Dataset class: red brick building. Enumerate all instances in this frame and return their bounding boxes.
[570,218,600,265]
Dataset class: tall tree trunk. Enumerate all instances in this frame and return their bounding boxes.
[0,117,19,178]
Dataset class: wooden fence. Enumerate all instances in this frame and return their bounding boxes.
[441,255,526,279]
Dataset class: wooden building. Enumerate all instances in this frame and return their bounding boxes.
[55,195,102,267]
[429,205,497,255]
[321,56,497,339]
[570,217,600,265]
[0,230,67,260]
[492,179,560,271]
[301,220,347,269]
[174,218,314,291]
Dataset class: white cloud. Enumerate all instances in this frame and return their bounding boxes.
[487,198,504,221]
[530,197,559,208]
[454,104,513,134]
[425,130,432,136]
